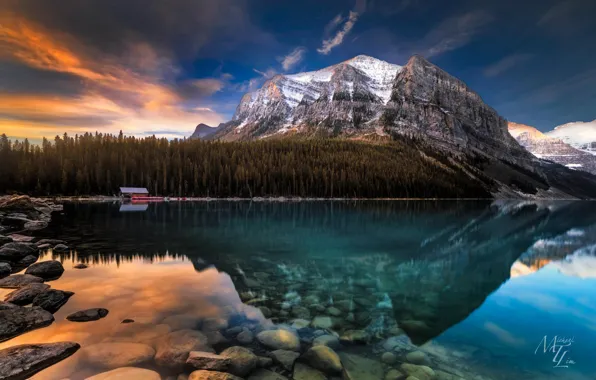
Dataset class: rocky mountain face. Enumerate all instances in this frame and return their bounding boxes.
[209,54,596,199]
[508,122,596,175]
[546,120,596,155]
[190,123,220,139]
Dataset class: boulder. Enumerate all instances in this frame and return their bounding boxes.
[257,329,301,351]
[0,242,38,262]
[385,369,404,380]
[405,351,429,365]
[311,316,337,329]
[293,362,327,380]
[86,367,162,380]
[400,364,436,380]
[6,234,34,242]
[53,244,70,253]
[36,239,66,246]
[237,328,254,344]
[0,342,80,380]
[16,255,38,267]
[257,356,273,368]
[220,346,258,377]
[0,262,11,279]
[66,308,109,322]
[303,345,342,374]
[247,369,289,379]
[0,274,44,289]
[187,351,232,371]
[271,349,300,371]
[25,260,65,280]
[32,289,74,313]
[0,235,13,245]
[4,283,50,305]
[154,329,212,370]
[340,330,369,344]
[80,342,156,369]
[381,352,397,365]
[189,370,244,380]
[0,305,54,342]
[340,353,384,380]
[24,220,48,231]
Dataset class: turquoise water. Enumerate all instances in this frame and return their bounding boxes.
[2,201,596,379]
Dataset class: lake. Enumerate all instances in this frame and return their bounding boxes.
[1,200,596,380]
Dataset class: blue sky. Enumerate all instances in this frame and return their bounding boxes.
[1,0,595,141]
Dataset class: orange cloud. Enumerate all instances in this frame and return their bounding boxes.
[0,13,225,140]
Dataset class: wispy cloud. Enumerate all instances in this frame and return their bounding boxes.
[422,10,493,58]
[253,68,278,79]
[317,11,360,55]
[278,47,307,71]
[537,0,579,26]
[484,53,534,77]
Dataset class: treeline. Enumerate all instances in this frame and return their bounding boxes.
[0,132,490,198]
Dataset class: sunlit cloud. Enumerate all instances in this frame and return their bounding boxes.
[317,11,360,55]
[278,47,307,72]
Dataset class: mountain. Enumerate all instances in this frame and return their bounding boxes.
[508,122,596,175]
[210,54,596,199]
[190,123,220,139]
[546,120,596,155]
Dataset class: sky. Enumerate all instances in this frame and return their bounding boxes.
[1,0,595,143]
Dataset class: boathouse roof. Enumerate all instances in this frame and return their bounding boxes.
[120,187,149,194]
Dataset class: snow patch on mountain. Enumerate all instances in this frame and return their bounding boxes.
[547,120,596,154]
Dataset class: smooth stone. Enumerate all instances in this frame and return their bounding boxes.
[0,242,38,261]
[326,307,342,317]
[311,316,335,329]
[382,335,413,352]
[36,239,66,246]
[4,283,50,305]
[6,234,34,242]
[0,235,13,245]
[312,335,340,349]
[66,308,109,322]
[155,329,212,370]
[187,351,232,371]
[53,244,70,252]
[293,362,327,380]
[189,370,243,380]
[25,260,65,280]
[32,289,74,313]
[74,263,88,269]
[303,345,342,374]
[385,369,405,380]
[226,326,243,335]
[259,306,272,318]
[247,369,289,380]
[0,274,44,289]
[435,370,465,380]
[257,329,301,351]
[163,314,201,331]
[87,367,162,380]
[340,353,384,380]
[237,328,254,344]
[271,349,300,371]
[406,351,428,365]
[205,330,229,346]
[24,220,48,231]
[0,342,80,380]
[400,320,431,333]
[16,255,38,267]
[291,319,310,329]
[37,243,51,249]
[202,317,229,331]
[0,305,54,342]
[335,300,353,312]
[291,306,310,319]
[0,262,11,278]
[257,356,273,368]
[382,352,397,364]
[80,342,156,369]
[340,330,369,344]
[220,346,258,377]
[400,364,436,380]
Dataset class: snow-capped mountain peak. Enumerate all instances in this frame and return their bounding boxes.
[547,120,596,154]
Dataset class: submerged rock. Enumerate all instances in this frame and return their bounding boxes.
[220,346,258,377]
[384,369,404,380]
[400,363,436,380]
[0,262,11,279]
[86,367,162,380]
[0,305,54,342]
[17,255,38,267]
[80,342,156,369]
[25,260,65,280]
[303,345,343,374]
[381,351,397,364]
[247,369,289,380]
[36,239,66,246]
[406,350,429,365]
[0,274,44,289]
[24,220,48,231]
[32,289,74,313]
[271,349,300,371]
[52,244,70,253]
[237,328,254,344]
[257,329,301,351]
[74,263,88,269]
[293,362,327,380]
[0,342,80,380]
[163,314,201,331]
[189,370,243,380]
[340,353,384,380]
[66,308,109,322]
[313,335,340,349]
[187,351,232,371]
[154,329,212,370]
[4,283,50,305]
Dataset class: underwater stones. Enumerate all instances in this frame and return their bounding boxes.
[189,370,244,380]
[434,369,465,380]
[16,255,38,267]
[384,369,404,380]
[87,367,162,380]
[220,346,258,377]
[247,369,289,380]
[381,352,397,364]
[32,289,74,313]
[0,242,38,262]
[24,220,48,231]
[339,353,384,380]
[206,330,229,347]
[0,305,54,342]
[258,356,274,368]
[259,306,272,318]
[382,335,413,352]
[271,349,300,371]
[326,307,342,317]
[291,306,310,319]
[74,263,88,269]
[293,362,327,380]
[312,335,340,349]
[4,283,50,305]
[243,277,262,288]
[400,364,436,380]
[406,351,429,365]
[227,326,243,336]
[400,320,431,334]
[52,244,70,253]
[257,329,301,351]
[0,262,11,278]
[80,342,155,369]
[303,345,342,374]
[0,274,44,289]
[25,260,65,280]
[186,351,232,372]
[0,342,80,380]
[155,329,212,370]
[237,328,254,344]
[66,308,109,322]
[291,319,310,329]
[303,294,320,305]
[36,239,66,246]
[340,330,369,344]
[202,317,229,332]
[311,315,336,329]
[162,314,201,331]
[335,300,353,312]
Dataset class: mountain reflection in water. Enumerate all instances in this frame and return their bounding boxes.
[1,200,595,379]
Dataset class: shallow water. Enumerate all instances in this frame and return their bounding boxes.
[2,200,596,379]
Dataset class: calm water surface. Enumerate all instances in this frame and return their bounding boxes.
[1,201,596,379]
